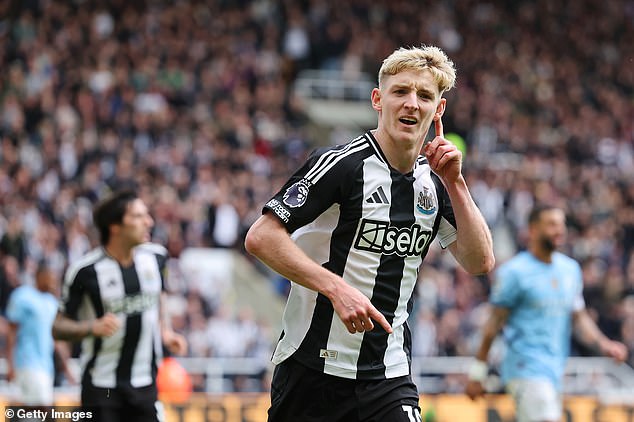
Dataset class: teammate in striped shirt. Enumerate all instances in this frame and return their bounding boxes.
[53,190,187,422]
[245,45,495,422]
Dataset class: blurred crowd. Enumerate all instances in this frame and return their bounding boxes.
[0,0,632,392]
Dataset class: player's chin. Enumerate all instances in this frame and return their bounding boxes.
[394,127,421,143]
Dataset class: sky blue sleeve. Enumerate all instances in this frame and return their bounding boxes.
[490,264,521,308]
[5,289,25,323]
[572,260,585,311]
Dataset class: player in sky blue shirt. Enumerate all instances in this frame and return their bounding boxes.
[6,263,59,405]
[465,205,628,422]
[491,249,584,391]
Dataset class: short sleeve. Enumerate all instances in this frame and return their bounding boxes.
[431,174,457,249]
[60,266,90,319]
[5,289,25,323]
[264,146,354,233]
[572,261,585,312]
[490,264,521,309]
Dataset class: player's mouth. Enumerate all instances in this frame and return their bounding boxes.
[399,117,418,126]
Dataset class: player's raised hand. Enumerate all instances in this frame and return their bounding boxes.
[329,280,393,335]
[423,116,462,184]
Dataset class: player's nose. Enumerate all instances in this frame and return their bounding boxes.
[403,92,419,109]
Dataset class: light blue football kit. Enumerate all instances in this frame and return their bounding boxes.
[491,250,585,391]
[6,284,58,377]
[6,284,58,404]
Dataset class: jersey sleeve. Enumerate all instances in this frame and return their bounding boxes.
[60,266,89,319]
[490,264,521,309]
[432,174,457,248]
[158,253,168,292]
[137,242,169,292]
[5,288,25,323]
[572,260,585,312]
[264,146,353,233]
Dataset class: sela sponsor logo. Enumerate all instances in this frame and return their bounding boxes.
[354,219,432,257]
[283,179,311,208]
[266,199,291,223]
[106,292,159,315]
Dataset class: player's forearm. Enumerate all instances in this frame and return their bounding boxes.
[160,293,172,332]
[476,306,508,361]
[253,231,341,296]
[6,325,16,366]
[245,215,342,296]
[445,176,495,274]
[573,310,608,353]
[52,313,94,341]
[475,324,498,362]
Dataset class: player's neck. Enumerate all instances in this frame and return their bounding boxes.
[371,129,418,174]
[103,242,135,267]
[529,247,553,264]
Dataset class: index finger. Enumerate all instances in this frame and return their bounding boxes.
[434,116,444,139]
[369,307,393,334]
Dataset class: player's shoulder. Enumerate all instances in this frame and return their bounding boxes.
[499,251,532,271]
[63,247,107,283]
[66,247,106,273]
[300,134,376,185]
[308,134,374,165]
[494,252,535,284]
[8,284,30,300]
[135,242,168,258]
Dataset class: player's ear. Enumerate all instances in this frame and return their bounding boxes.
[371,88,382,112]
[433,98,446,121]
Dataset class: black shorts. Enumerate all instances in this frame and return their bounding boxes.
[268,357,421,422]
[81,383,163,422]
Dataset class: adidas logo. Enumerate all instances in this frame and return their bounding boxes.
[319,349,338,359]
[366,186,389,204]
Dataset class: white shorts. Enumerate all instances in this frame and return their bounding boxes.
[507,379,562,422]
[16,368,54,405]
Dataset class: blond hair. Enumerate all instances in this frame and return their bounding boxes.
[378,45,457,93]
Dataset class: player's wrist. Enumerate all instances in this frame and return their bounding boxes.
[467,359,488,383]
[87,320,96,337]
[319,274,345,301]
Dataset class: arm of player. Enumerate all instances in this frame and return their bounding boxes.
[572,309,628,362]
[160,292,188,356]
[54,341,78,384]
[52,311,121,342]
[245,212,393,335]
[425,117,495,275]
[6,322,17,382]
[465,305,509,400]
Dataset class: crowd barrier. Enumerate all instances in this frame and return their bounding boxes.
[2,393,634,422]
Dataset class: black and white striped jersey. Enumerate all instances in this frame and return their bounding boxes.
[60,243,166,388]
[264,131,457,380]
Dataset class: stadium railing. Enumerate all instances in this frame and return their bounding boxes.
[1,356,633,403]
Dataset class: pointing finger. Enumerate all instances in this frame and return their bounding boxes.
[369,307,393,334]
[435,115,444,139]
